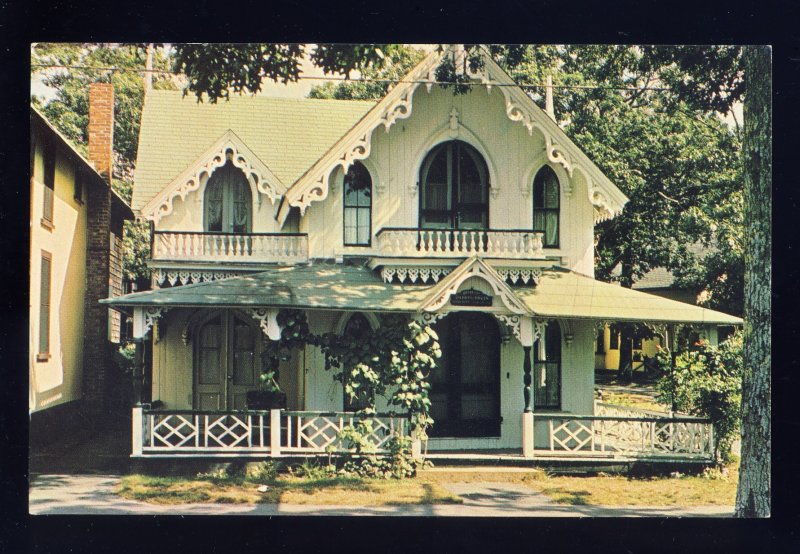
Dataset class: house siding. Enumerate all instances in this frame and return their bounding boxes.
[300,85,595,276]
[29,138,88,413]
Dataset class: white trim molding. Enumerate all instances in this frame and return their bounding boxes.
[141,130,286,224]
[132,306,169,339]
[279,45,628,225]
[495,314,547,346]
[248,308,281,341]
[419,256,530,315]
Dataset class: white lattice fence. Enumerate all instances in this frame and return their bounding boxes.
[541,414,714,459]
[282,412,409,453]
[143,411,271,453]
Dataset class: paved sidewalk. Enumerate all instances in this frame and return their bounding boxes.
[28,474,733,517]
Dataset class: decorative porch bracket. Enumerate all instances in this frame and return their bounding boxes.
[132,306,169,339]
[249,308,281,341]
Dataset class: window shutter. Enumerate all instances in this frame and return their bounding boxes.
[39,253,52,355]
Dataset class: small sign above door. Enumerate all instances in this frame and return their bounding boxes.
[450,288,493,307]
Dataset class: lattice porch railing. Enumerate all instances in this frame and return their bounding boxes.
[136,409,409,456]
[536,413,714,460]
[281,411,409,453]
[142,410,272,453]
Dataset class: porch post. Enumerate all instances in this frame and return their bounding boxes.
[270,409,282,456]
[131,307,147,456]
[132,405,143,456]
[132,307,147,406]
[520,316,535,458]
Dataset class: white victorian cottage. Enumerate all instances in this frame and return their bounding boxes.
[105,46,741,464]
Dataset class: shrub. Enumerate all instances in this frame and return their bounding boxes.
[243,461,278,483]
[655,333,743,464]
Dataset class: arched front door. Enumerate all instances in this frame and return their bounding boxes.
[195,311,262,410]
[429,312,501,437]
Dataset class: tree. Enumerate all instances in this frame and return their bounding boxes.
[308,46,425,100]
[31,43,175,284]
[735,45,771,518]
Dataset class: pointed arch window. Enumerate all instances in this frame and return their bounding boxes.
[343,162,372,246]
[420,140,489,230]
[532,166,560,247]
[204,160,251,234]
[534,321,561,410]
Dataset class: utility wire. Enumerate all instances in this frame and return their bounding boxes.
[30,63,675,92]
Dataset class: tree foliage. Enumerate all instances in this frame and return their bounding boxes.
[31,44,175,284]
[655,334,743,464]
[31,43,176,178]
[309,46,425,100]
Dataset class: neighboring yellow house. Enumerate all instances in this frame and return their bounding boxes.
[29,87,133,443]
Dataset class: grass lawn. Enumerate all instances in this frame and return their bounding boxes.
[118,473,462,506]
[118,463,736,508]
[599,390,667,413]
[422,466,738,507]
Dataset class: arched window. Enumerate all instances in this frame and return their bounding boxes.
[534,321,561,410]
[204,160,251,234]
[343,162,372,246]
[420,140,489,229]
[532,166,560,247]
[342,312,373,412]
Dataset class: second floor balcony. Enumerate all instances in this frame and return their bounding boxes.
[375,228,546,260]
[151,231,309,265]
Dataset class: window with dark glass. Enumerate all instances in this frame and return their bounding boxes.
[38,251,52,359]
[596,330,605,354]
[343,162,372,246]
[74,166,84,203]
[342,313,373,411]
[532,166,559,247]
[42,139,56,226]
[534,321,561,410]
[204,161,251,233]
[608,325,620,350]
[420,140,489,230]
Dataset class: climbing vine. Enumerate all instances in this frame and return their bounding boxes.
[260,309,440,439]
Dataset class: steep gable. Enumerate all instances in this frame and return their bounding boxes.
[133,91,375,212]
[279,45,628,225]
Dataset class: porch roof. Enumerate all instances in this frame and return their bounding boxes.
[102,262,742,325]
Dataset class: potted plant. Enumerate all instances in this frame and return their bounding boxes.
[247,369,287,410]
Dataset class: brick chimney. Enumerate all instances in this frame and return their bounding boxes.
[83,82,116,419]
[88,82,114,182]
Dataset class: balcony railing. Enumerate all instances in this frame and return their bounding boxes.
[375,228,545,259]
[152,231,308,264]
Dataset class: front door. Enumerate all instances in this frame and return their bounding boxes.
[195,311,261,410]
[429,312,501,437]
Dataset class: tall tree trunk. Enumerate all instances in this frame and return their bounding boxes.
[735,45,771,518]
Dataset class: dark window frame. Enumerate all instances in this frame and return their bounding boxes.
[532,165,560,248]
[41,139,56,230]
[342,162,373,247]
[37,251,52,361]
[419,140,490,231]
[533,321,561,411]
[596,330,605,354]
[203,160,252,234]
[74,165,85,204]
[342,313,374,412]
